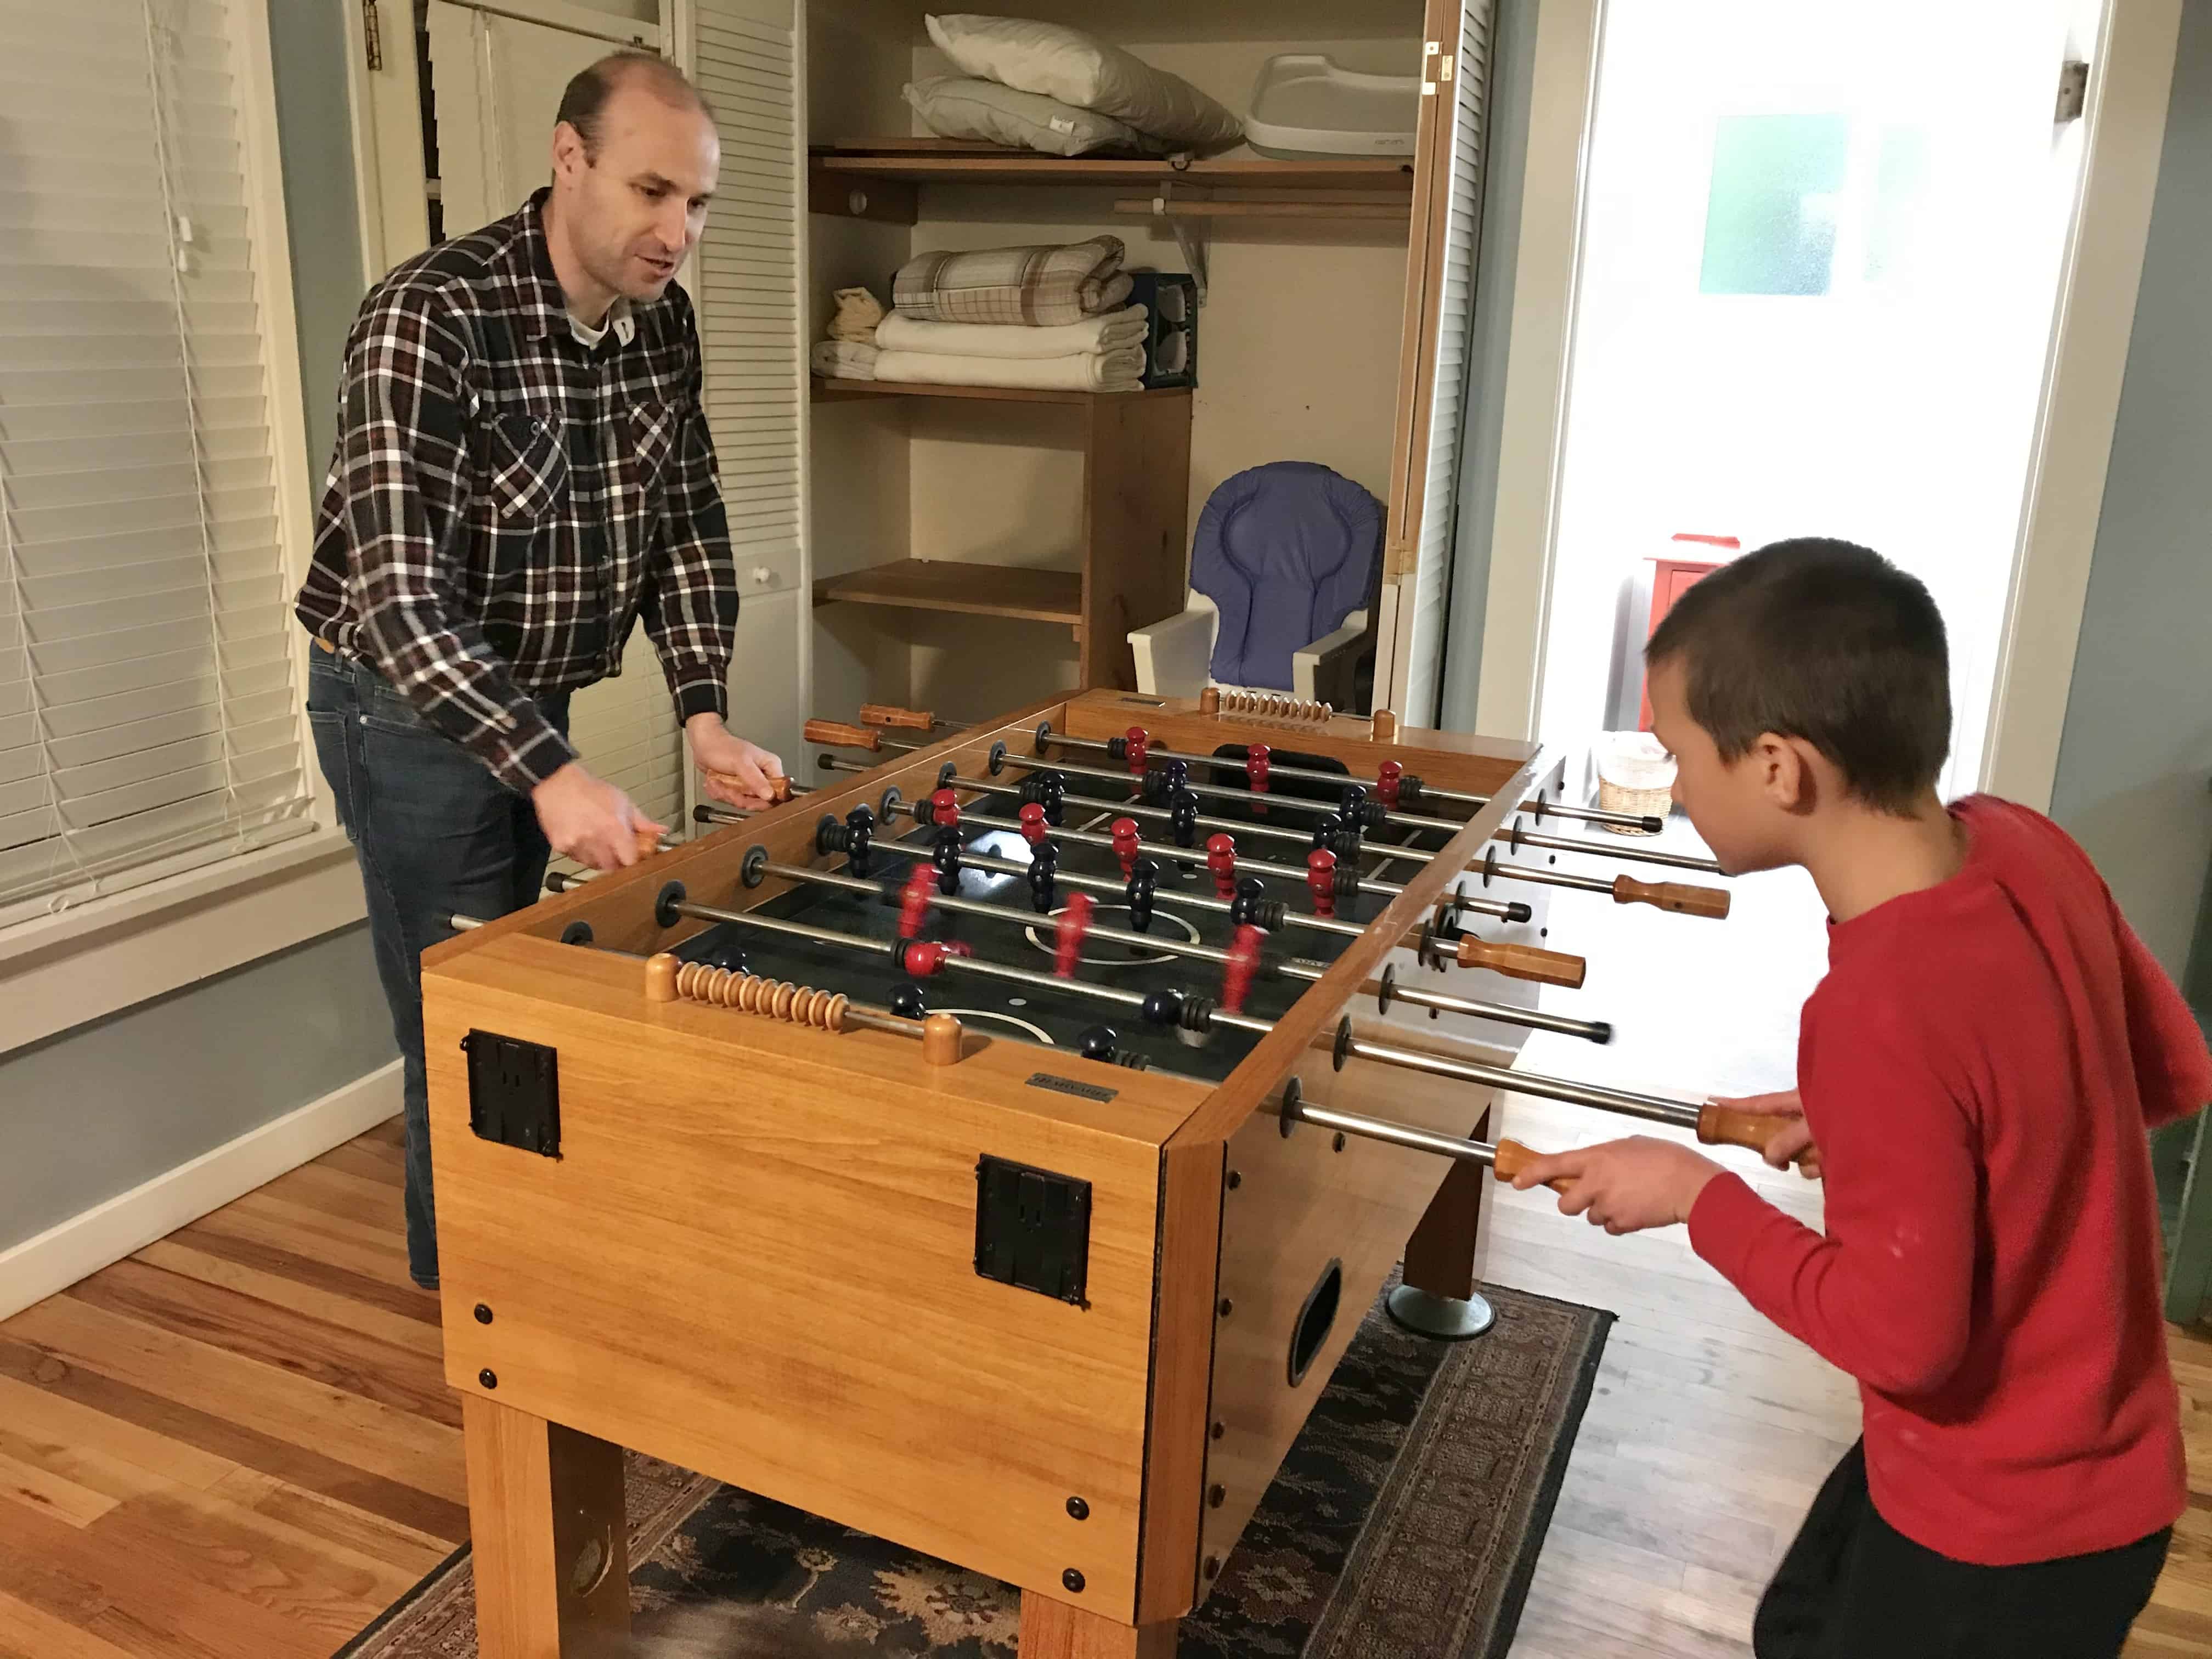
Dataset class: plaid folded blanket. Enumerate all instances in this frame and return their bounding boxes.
[891,235,1133,326]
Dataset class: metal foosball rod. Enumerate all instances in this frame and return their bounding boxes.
[637,875,1787,1155]
[811,719,1674,850]
[808,755,1534,922]
[920,762,1728,903]
[1028,720,1674,838]
[676,815,1616,1045]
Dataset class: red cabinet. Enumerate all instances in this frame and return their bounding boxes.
[1637,536,1737,729]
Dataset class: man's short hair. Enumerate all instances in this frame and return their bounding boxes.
[555,52,712,159]
[1645,537,1951,812]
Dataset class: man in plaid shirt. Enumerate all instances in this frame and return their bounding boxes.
[295,54,780,1290]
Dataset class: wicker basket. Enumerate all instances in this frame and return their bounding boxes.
[1594,733,1676,836]
[1596,776,1672,834]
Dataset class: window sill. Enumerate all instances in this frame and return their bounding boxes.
[0,829,369,1056]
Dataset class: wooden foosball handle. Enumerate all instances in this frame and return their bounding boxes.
[1454,936,1587,988]
[634,824,664,859]
[1613,874,1732,919]
[1491,1137,1573,1193]
[859,703,934,730]
[706,770,791,803]
[1696,1104,1795,1156]
[804,718,880,752]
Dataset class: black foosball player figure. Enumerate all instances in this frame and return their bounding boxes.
[291,54,788,1291]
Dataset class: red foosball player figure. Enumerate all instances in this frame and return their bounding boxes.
[1206,833,1238,899]
[1054,890,1094,977]
[1306,847,1338,918]
[1110,817,1142,878]
[1222,923,1263,1014]
[1377,759,1404,812]
[898,864,935,939]
[929,787,961,828]
[1245,743,1272,815]
[1017,802,1051,846]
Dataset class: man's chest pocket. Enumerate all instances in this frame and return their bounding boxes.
[628,398,680,499]
[484,411,568,524]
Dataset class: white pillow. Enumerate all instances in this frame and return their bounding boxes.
[925,14,1244,153]
[903,76,1166,159]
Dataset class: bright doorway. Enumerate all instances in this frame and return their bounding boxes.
[1531,0,2099,799]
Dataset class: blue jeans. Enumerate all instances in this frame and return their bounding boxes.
[306,648,570,1289]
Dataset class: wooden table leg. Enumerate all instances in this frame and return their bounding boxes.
[1018,1593,1178,1657]
[1391,1105,1496,1338]
[464,1393,630,1658]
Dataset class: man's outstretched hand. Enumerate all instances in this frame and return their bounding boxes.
[532,761,663,871]
[687,714,786,809]
[1508,1136,1725,1234]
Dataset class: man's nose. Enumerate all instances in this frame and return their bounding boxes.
[656,200,690,251]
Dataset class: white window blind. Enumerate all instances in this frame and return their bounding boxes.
[1403,1,1494,728]
[685,0,803,586]
[0,0,312,919]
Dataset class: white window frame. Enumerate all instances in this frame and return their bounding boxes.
[0,0,364,1056]
[1470,0,2182,820]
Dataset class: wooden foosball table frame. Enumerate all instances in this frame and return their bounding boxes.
[421,690,1604,1657]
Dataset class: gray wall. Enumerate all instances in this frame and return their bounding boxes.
[1437,0,1536,730]
[2047,1,2212,991]
[0,3,392,1256]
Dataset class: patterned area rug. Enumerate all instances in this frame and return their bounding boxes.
[342,1279,1611,1658]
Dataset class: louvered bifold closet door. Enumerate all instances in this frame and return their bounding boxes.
[0,0,312,917]
[1387,0,1494,727]
[682,0,803,618]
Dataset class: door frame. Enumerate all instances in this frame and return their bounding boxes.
[1469,0,2183,816]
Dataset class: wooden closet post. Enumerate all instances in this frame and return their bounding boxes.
[1082,391,1195,690]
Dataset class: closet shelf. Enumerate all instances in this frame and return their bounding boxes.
[812,377,1183,406]
[809,139,1415,224]
[812,558,1084,627]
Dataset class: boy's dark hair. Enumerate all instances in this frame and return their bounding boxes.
[1645,538,1950,813]
[556,53,712,160]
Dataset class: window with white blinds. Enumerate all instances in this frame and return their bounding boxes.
[0,0,312,921]
[685,0,803,592]
[1402,1,1494,729]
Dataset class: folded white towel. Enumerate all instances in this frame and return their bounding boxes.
[874,304,1148,360]
[872,346,1146,393]
[810,339,879,380]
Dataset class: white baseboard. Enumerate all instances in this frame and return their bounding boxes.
[0,1060,404,1322]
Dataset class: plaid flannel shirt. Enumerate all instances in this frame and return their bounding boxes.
[295,189,737,793]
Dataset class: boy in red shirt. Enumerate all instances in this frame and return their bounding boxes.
[1513,538,2206,1658]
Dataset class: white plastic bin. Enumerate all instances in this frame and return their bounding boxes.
[1246,53,1421,160]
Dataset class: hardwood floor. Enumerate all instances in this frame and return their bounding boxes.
[0,1074,2204,1654]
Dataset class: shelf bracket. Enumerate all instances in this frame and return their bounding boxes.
[1147,181,1209,307]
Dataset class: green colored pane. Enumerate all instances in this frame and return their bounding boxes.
[1700,112,1850,296]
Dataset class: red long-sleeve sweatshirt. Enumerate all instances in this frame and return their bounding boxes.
[1688,795,2209,1566]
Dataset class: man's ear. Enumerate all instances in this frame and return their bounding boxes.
[550,120,588,183]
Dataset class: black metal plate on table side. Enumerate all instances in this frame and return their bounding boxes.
[671,811,1386,1084]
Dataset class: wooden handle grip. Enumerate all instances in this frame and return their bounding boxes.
[1455,936,1587,988]
[1490,1137,1573,1194]
[1696,1105,1795,1156]
[707,770,791,804]
[634,824,664,858]
[1613,875,1732,919]
[858,703,934,730]
[804,719,881,752]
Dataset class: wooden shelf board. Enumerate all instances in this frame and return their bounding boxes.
[812,142,1417,192]
[811,377,1186,405]
[812,558,1084,625]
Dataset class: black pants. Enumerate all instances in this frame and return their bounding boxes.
[1755,1442,2170,1659]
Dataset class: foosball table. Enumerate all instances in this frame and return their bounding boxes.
[422,689,1770,1657]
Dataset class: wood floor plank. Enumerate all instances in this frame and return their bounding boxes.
[208,1467,451,1578]
[0,1446,117,1529]
[0,1299,465,1505]
[65,1260,460,1427]
[179,1205,419,1297]
[129,1242,443,1360]
[256,1163,408,1233]
[161,1221,439,1328]
[0,1376,236,1494]
[0,1335,466,1544]
[0,1588,139,1659]
[311,1141,407,1188]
